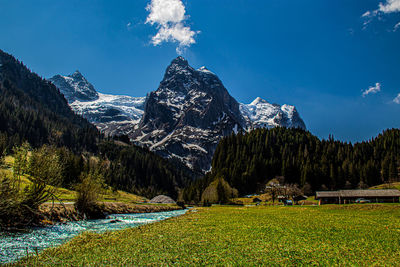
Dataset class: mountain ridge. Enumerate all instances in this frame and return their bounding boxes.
[50,57,306,172]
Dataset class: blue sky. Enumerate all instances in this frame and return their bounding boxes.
[1,0,400,142]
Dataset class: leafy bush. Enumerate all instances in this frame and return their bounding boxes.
[75,171,105,219]
[0,171,22,227]
[24,145,63,210]
[201,178,238,204]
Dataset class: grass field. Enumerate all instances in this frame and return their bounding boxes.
[1,156,146,204]
[16,204,400,266]
[370,182,400,191]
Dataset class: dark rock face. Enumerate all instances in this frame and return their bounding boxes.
[133,57,245,172]
[49,70,98,102]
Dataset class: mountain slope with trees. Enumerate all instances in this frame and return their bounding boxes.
[0,49,100,152]
[0,50,193,211]
[182,127,400,202]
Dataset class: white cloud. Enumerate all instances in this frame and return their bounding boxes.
[378,0,400,13]
[145,0,199,54]
[362,83,382,97]
[393,93,400,104]
[362,0,400,29]
[362,11,372,17]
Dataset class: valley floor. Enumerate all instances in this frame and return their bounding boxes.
[14,204,400,266]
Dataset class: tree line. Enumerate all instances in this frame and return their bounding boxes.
[181,127,400,204]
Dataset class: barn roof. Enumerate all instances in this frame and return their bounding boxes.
[149,195,176,204]
[315,191,340,198]
[339,189,400,197]
[316,189,400,199]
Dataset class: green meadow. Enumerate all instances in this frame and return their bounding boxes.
[15,204,400,266]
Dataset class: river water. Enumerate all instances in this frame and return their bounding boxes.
[0,209,187,264]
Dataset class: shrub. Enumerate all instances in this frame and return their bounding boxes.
[201,178,238,204]
[0,171,22,227]
[24,145,62,210]
[75,172,105,219]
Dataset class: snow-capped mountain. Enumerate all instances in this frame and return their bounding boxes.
[49,57,306,172]
[240,97,306,130]
[49,70,99,102]
[132,56,245,172]
[49,72,145,137]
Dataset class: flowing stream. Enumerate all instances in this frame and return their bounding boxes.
[0,209,188,264]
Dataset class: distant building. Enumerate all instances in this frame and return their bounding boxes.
[149,195,176,204]
[315,189,400,205]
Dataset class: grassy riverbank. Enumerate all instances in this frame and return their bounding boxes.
[2,155,147,204]
[16,204,400,266]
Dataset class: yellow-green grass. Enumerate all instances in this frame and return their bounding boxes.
[4,155,15,166]
[16,204,400,266]
[370,182,400,191]
[1,161,146,204]
[235,194,318,206]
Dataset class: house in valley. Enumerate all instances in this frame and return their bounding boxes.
[315,189,400,205]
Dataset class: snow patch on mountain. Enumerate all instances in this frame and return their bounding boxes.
[240,97,306,130]
[49,71,99,102]
[49,71,146,136]
[70,93,145,123]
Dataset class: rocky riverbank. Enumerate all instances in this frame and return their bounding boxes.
[38,202,182,224]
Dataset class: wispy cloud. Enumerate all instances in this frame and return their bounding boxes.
[362,83,381,97]
[126,22,132,31]
[362,0,400,30]
[378,0,400,13]
[394,21,400,31]
[393,93,400,104]
[145,0,199,54]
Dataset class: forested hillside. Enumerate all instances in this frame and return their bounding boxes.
[182,127,400,201]
[99,141,193,199]
[0,49,192,202]
[0,49,99,152]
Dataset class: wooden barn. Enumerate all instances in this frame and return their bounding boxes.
[315,189,400,205]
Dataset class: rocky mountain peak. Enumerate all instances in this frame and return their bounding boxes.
[163,56,194,81]
[171,56,189,66]
[71,70,84,79]
[240,98,306,130]
[49,71,98,102]
[250,97,268,105]
[134,57,245,172]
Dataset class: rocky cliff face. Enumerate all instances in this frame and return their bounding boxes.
[49,57,306,172]
[132,57,245,172]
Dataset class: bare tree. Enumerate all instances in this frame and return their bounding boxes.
[287,184,303,204]
[265,178,284,204]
